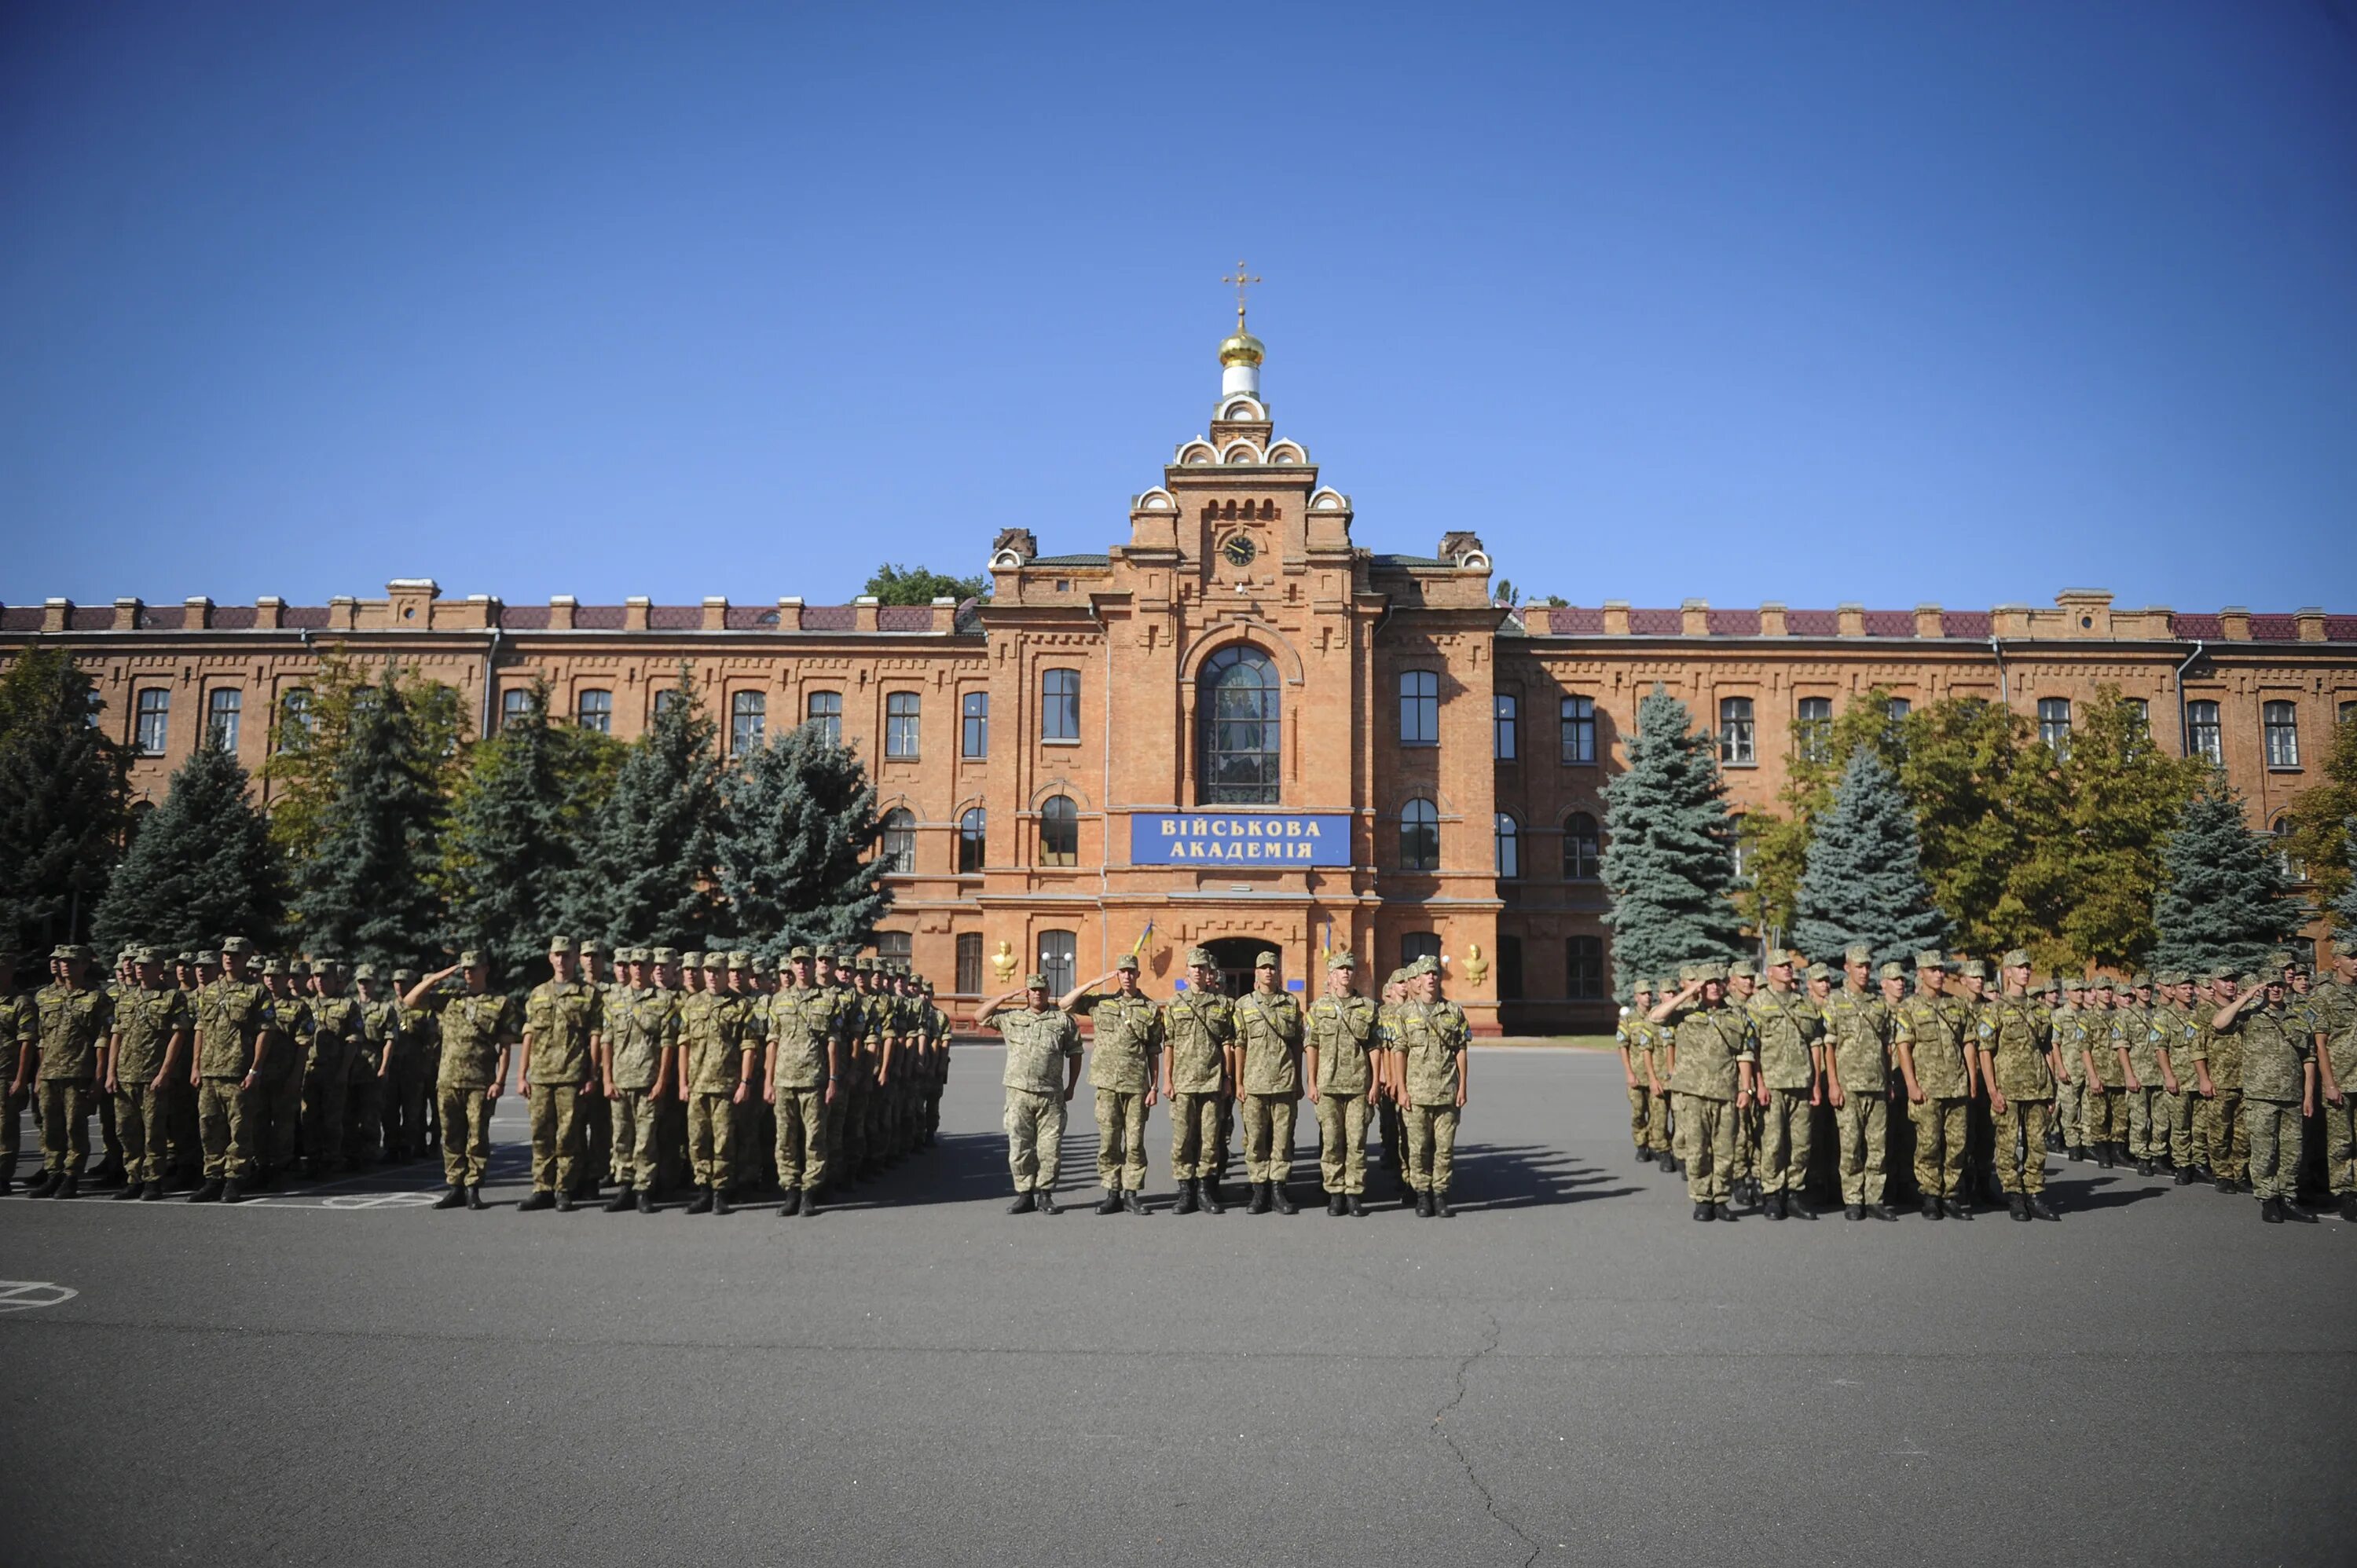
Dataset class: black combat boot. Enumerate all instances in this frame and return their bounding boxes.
[1844,1203,1865,1221]
[1712,1202,1736,1221]
[1247,1182,1271,1215]
[1327,1194,1346,1217]
[2173,1167,2195,1186]
[1095,1190,1122,1215]
[1346,1195,1368,1218]
[686,1188,713,1215]
[464,1185,486,1210]
[555,1189,576,1213]
[112,1178,142,1201]
[2095,1143,2115,1169]
[1922,1196,1942,1220]
[1787,1193,1816,1220]
[713,1185,733,1215]
[220,1178,246,1203]
[2215,1174,2234,1193]
[777,1188,801,1218]
[1272,1184,1297,1215]
[2029,1193,2059,1220]
[2069,1145,2088,1163]
[604,1185,635,1213]
[1944,1194,1973,1221]
[2007,1194,2029,1221]
[140,1180,164,1200]
[1431,1191,1453,1218]
[1198,1179,1226,1215]
[2135,1157,2154,1178]
[1868,1202,1899,1221]
[1035,1187,1059,1215]
[1173,1180,1198,1215]
[798,1188,819,1217]
[637,1189,657,1214]
[519,1190,555,1212]
[1414,1191,1435,1218]
[2260,1196,2284,1223]
[1006,1190,1035,1214]
[24,1170,56,1198]
[2341,1193,2357,1222]
[1693,1201,1714,1222]
[55,1172,79,1200]
[1122,1189,1147,1216]
[1763,1191,1785,1221]
[2282,1200,2318,1224]
[190,1178,224,1203]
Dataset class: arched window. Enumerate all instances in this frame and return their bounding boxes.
[880,808,916,874]
[1400,797,1439,871]
[1197,644,1281,804]
[1494,813,1521,878]
[1039,795,1078,866]
[1563,811,1601,881]
[958,807,987,874]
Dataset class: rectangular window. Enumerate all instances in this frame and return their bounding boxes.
[1566,936,1605,1000]
[1885,697,1911,724]
[2187,699,2222,764]
[1494,814,1521,879]
[2037,698,2071,753]
[577,689,613,734]
[730,691,767,756]
[957,808,987,874]
[498,687,531,733]
[2264,701,2300,768]
[880,810,916,874]
[1718,697,1755,765]
[1399,670,1439,746]
[1041,668,1080,742]
[1497,934,1523,1002]
[955,932,984,995]
[1794,697,1832,764]
[279,687,314,750]
[1036,930,1076,997]
[2340,700,2355,727]
[206,688,241,752]
[1493,694,1518,760]
[1401,932,1441,969]
[876,930,911,965]
[1560,694,1596,764]
[961,691,989,757]
[807,691,841,746]
[2123,698,2148,736]
[885,691,921,758]
[653,687,683,716]
[134,688,170,755]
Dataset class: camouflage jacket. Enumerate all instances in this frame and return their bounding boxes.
[524,978,602,1086]
[35,982,113,1082]
[1894,995,1972,1098]
[1161,990,1233,1094]
[111,983,190,1084]
[1072,992,1162,1094]
[1819,987,1891,1094]
[603,986,678,1093]
[2219,1002,2311,1104]
[1746,986,1823,1093]
[195,979,269,1080]
[1394,998,1470,1108]
[1306,992,1380,1096]
[433,989,519,1090]
[307,995,366,1071]
[1667,1002,1754,1102]
[1233,990,1305,1096]
[987,1004,1080,1095]
[1976,991,2054,1101]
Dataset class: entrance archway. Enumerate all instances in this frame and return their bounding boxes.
[1200,937,1281,999]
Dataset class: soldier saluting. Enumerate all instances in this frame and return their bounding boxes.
[1061,953,1164,1216]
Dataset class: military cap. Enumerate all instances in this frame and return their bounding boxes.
[174,951,195,965]
[194,949,218,966]
[1726,958,1757,979]
[1878,961,1905,981]
[2282,957,2311,977]
[1844,943,1873,965]
[115,945,138,964]
[750,953,776,976]
[577,937,603,954]
[1805,962,1831,981]
[1410,954,1442,977]
[1254,950,1278,970]
[699,952,725,970]
[219,935,254,955]
[2239,972,2266,990]
[2001,949,2033,969]
[1024,972,1047,989]
[2333,939,2357,959]
[538,934,571,955]
[352,962,379,980]
[2132,971,2153,988]
[2156,969,2187,987]
[1688,961,1725,984]
[651,947,678,965]
[392,966,418,983]
[682,950,706,969]
[1186,945,1217,967]
[1959,959,1987,980]
[287,958,311,976]
[2267,948,2298,969]
[2031,976,2054,995]
[53,942,93,962]
[1913,951,1946,971]
[132,945,163,965]
[726,949,753,968]
[1115,952,1142,973]
[457,950,486,969]
[1326,950,1357,970]
[1769,947,1805,968]
[786,944,814,962]
[259,957,285,976]
[2092,976,2115,991]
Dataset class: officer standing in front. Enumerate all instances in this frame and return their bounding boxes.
[1061,953,1164,1215]
[406,951,519,1211]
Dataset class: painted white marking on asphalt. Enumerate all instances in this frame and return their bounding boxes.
[0,1280,77,1313]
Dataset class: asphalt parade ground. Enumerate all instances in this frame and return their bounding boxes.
[1,1046,2350,1568]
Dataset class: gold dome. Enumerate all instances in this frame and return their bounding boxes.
[1218,309,1264,368]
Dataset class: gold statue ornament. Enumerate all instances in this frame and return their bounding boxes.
[1461,942,1488,987]
[990,940,1018,983]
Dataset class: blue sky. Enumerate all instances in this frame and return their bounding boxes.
[4,2,2353,614]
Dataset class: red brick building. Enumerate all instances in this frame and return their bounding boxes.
[8,322,2354,1031]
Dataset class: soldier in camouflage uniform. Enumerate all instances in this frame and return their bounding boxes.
[764,947,841,1216]
[1061,954,1164,1215]
[301,960,365,1179]
[190,938,272,1203]
[981,972,1083,1214]
[1953,958,1999,1204]
[1893,952,1974,1219]
[2191,973,2248,1190]
[1616,979,1657,1166]
[678,951,753,1214]
[1304,951,1380,1217]
[2311,941,2356,1219]
[387,965,437,1161]
[1822,947,1897,1220]
[1641,976,1678,1171]
[735,952,776,1192]
[27,944,112,1199]
[922,980,951,1146]
[1723,958,1761,1206]
[1376,968,1412,1195]
[2148,971,2200,1183]
[1651,962,1754,1221]
[407,952,519,1211]
[2071,979,2124,1169]
[599,947,676,1213]
[2213,973,2326,1222]
[251,957,311,1188]
[344,962,390,1166]
[1977,949,2059,1221]
[1232,951,1307,1215]
[2051,976,2088,1160]
[1747,948,1824,1221]
[519,935,603,1213]
[0,952,37,1193]
[1394,954,1471,1218]
[575,939,614,1197]
[1160,947,1235,1214]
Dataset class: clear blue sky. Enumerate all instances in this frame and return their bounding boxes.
[4,2,2354,614]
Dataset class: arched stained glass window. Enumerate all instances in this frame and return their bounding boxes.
[1197,645,1281,804]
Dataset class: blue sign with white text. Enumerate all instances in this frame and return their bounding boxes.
[1127,811,1352,866]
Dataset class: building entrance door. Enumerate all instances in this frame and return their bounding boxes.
[1201,937,1281,999]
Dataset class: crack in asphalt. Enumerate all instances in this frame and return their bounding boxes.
[1430,1312,1541,1568]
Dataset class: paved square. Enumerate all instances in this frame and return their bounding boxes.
[1,1046,2348,1566]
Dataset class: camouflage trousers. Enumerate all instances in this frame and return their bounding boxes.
[2246,1097,2304,1203]
[1402,1103,1458,1195]
[2,1085,26,1171]
[2199,1092,2249,1181]
[1644,1078,1673,1154]
[773,1086,827,1192]
[2323,1099,2355,1196]
[36,1079,95,1174]
[302,1052,352,1171]
[1908,1095,1967,1199]
[1991,1098,2051,1194]
[2053,1078,2084,1148]
[112,1080,170,1183]
[1729,1098,1759,1182]
[1168,1090,1222,1180]
[1758,1086,1815,1195]
[1315,1090,1370,1195]
[2081,1084,2128,1149]
[528,1083,584,1194]
[2164,1086,2201,1170]
[254,1062,301,1173]
[1377,1096,1407,1174]
[1093,1088,1149,1192]
[1624,1079,1651,1154]
[2124,1086,2165,1160]
[1674,1092,1732,1203]
[1833,1093,1888,1205]
[687,1090,735,1189]
[1241,1094,1298,1185]
[196,1078,254,1181]
[1003,1086,1065,1192]
[436,1088,495,1188]
[607,1086,660,1190]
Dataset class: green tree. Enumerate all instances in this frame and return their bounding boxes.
[2333,819,2357,938]
[1736,691,1906,936]
[2282,709,2357,916]
[0,650,130,952]
[290,664,452,970]
[1792,749,1948,966]
[263,650,467,863]
[2152,783,2302,973]
[2028,688,2205,969]
[440,684,621,986]
[1600,687,1745,995]
[1890,697,2051,958]
[713,721,892,954]
[560,672,724,951]
[93,741,285,954]
[863,563,989,606]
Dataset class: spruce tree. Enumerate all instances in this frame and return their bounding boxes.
[1600,687,1744,995]
[714,720,892,954]
[560,674,724,951]
[93,741,285,955]
[0,649,129,952]
[291,664,450,971]
[2151,784,2300,974]
[2334,820,2357,938]
[1792,749,1948,966]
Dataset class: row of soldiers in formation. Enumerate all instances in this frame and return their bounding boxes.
[0,936,952,1214]
[1618,940,2354,1225]
[974,944,1470,1217]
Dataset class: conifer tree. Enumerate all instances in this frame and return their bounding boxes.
[291,664,450,970]
[2333,821,2357,938]
[714,720,891,954]
[1600,688,1744,995]
[0,649,129,951]
[93,741,285,955]
[560,672,724,951]
[1792,749,1948,966]
[2151,784,2300,974]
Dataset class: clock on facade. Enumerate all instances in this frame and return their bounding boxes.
[1221,533,1256,568]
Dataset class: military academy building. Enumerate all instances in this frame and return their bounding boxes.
[8,315,2355,1034]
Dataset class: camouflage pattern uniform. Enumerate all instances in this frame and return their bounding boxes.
[985,988,1081,1195]
[432,986,519,1190]
[193,964,269,1183]
[255,965,311,1178]
[1821,958,1895,1207]
[1395,970,1470,1200]
[1640,978,1677,1162]
[302,981,365,1174]
[1893,958,1972,1206]
[1746,963,1823,1201]
[2149,979,2201,1174]
[1615,993,1654,1159]
[1072,978,1163,1196]
[2313,962,2356,1203]
[1233,973,1306,1192]
[109,970,190,1187]
[1306,965,1380,1197]
[2221,991,2312,1207]
[34,962,112,1180]
[2117,978,2161,1163]
[602,954,676,1195]
[1666,973,1754,1207]
[680,958,746,1193]
[1162,968,1233,1183]
[522,963,603,1198]
[767,967,837,1196]
[1977,970,2055,1198]
[2191,998,2248,1185]
[2,980,36,1185]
